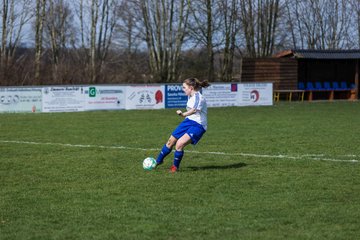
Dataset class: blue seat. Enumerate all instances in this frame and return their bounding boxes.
[332,82,341,90]
[306,82,315,90]
[340,82,350,90]
[315,82,323,90]
[323,82,332,90]
[298,82,305,90]
[350,83,355,89]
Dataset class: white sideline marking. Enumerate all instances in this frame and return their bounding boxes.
[0,140,359,163]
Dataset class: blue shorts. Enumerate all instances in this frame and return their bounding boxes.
[172,118,206,145]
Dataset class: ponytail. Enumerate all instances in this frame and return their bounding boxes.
[184,78,210,90]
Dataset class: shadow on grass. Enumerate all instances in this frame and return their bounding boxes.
[186,162,247,171]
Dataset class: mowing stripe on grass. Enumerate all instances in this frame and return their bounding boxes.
[1,140,359,163]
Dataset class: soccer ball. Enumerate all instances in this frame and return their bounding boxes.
[143,157,156,170]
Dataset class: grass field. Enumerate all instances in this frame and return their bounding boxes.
[1,101,360,239]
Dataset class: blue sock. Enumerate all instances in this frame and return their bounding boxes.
[156,145,172,164]
[173,150,184,169]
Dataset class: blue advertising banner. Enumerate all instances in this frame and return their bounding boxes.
[165,85,187,108]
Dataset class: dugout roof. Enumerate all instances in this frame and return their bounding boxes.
[275,49,360,59]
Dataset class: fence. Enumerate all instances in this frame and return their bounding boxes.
[0,83,273,113]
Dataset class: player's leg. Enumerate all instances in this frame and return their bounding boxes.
[156,135,177,165]
[170,134,192,172]
[166,135,177,149]
[170,123,206,172]
[175,133,192,151]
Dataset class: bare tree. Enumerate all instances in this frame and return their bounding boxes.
[240,0,281,57]
[312,0,351,49]
[1,0,9,72]
[188,0,221,81]
[218,0,239,81]
[34,0,46,84]
[116,1,142,54]
[98,0,117,80]
[0,0,33,85]
[350,0,360,48]
[74,0,118,83]
[240,0,255,56]
[77,0,86,49]
[285,0,353,50]
[188,0,244,81]
[284,0,302,49]
[44,0,74,83]
[114,0,148,82]
[140,0,190,82]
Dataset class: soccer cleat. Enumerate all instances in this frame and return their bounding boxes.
[169,165,178,173]
[154,161,162,169]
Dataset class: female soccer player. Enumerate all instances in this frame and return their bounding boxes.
[155,78,210,172]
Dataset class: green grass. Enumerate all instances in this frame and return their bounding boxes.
[1,101,360,239]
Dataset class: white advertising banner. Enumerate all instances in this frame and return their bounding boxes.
[0,87,42,113]
[125,85,165,110]
[84,86,126,110]
[238,83,273,106]
[202,83,239,107]
[1,82,273,114]
[42,86,85,112]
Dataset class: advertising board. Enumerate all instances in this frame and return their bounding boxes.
[165,84,187,108]
[125,85,165,110]
[84,86,126,110]
[202,83,239,107]
[238,83,273,106]
[0,87,42,113]
[1,82,273,113]
[42,86,85,112]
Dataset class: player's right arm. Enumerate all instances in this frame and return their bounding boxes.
[176,108,196,117]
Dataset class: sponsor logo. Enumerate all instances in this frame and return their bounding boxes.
[129,90,163,105]
[0,95,20,105]
[167,85,183,91]
[155,90,163,103]
[139,93,151,103]
[250,90,260,102]
[89,87,96,97]
[231,84,238,92]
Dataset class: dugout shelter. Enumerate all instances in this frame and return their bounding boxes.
[241,49,360,101]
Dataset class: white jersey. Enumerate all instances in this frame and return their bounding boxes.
[186,91,208,130]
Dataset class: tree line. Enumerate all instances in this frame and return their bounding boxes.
[0,0,359,86]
